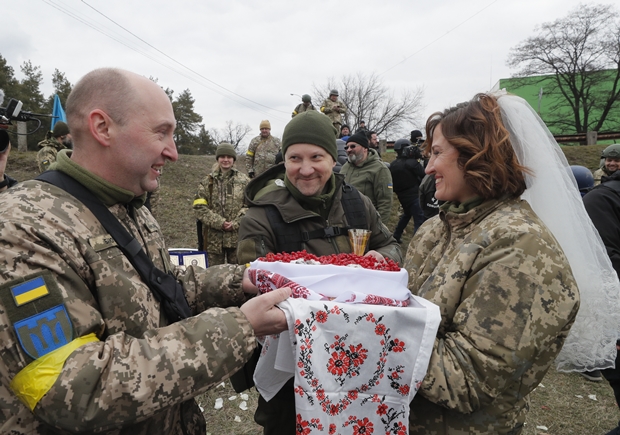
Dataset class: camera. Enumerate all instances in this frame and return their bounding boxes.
[401,144,422,160]
[0,89,51,152]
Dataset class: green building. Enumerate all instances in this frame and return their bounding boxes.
[491,70,620,139]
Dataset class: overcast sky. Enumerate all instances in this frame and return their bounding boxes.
[2,0,591,144]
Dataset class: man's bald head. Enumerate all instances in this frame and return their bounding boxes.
[66,68,141,144]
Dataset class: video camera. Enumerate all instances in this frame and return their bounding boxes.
[401,144,422,160]
[0,89,52,153]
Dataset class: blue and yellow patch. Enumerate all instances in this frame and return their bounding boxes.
[387,183,393,189]
[14,305,73,360]
[11,276,49,306]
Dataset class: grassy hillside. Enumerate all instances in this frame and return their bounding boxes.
[6,146,619,434]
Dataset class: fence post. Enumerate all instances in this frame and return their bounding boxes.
[16,122,28,152]
[587,131,598,145]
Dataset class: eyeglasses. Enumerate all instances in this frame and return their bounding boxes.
[344,144,357,150]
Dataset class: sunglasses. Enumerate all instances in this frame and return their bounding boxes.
[344,144,357,150]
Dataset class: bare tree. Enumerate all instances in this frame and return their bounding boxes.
[507,4,620,135]
[313,72,424,139]
[209,120,253,150]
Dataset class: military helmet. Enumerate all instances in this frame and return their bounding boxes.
[570,165,594,196]
[602,144,620,159]
[329,89,339,96]
[302,94,311,103]
[393,138,411,152]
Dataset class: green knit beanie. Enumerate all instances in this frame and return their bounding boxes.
[282,110,337,161]
[53,121,70,137]
[216,142,237,160]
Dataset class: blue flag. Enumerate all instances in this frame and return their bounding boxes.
[51,94,67,130]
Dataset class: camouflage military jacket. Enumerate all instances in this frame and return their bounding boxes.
[237,164,401,265]
[340,149,394,222]
[36,137,66,172]
[245,135,282,177]
[0,178,256,434]
[193,167,250,254]
[292,103,316,118]
[404,197,580,435]
[320,98,346,126]
[593,167,608,186]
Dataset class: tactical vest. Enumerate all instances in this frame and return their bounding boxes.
[264,182,367,253]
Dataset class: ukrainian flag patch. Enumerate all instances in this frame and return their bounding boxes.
[11,276,49,307]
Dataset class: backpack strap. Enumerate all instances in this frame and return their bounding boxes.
[37,170,192,323]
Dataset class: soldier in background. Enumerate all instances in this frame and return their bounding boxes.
[340,132,394,222]
[291,94,315,117]
[193,143,249,265]
[320,89,347,131]
[593,144,620,186]
[0,67,290,434]
[245,120,282,178]
[36,121,72,172]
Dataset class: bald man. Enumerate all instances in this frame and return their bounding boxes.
[0,68,290,434]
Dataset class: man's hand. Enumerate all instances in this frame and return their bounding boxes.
[222,221,233,231]
[240,287,291,336]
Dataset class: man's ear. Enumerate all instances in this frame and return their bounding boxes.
[88,109,114,147]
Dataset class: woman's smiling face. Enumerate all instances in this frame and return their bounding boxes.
[425,123,476,204]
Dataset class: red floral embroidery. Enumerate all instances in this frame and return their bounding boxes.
[316,310,329,323]
[328,351,350,376]
[352,417,374,434]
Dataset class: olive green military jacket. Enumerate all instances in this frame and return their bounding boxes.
[404,197,580,435]
[36,137,66,173]
[193,167,250,254]
[245,135,282,177]
[236,164,401,265]
[340,149,394,223]
[0,177,255,434]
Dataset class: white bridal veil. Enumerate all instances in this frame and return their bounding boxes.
[495,90,620,372]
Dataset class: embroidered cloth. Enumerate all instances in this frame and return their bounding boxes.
[248,261,440,435]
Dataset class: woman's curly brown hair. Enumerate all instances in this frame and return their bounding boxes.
[423,93,531,200]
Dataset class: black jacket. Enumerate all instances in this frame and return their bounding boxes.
[583,170,620,274]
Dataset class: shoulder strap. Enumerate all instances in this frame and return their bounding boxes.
[36,170,191,323]
[340,182,367,229]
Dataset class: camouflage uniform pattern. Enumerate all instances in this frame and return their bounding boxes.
[404,197,580,434]
[593,167,608,186]
[0,177,256,434]
[36,137,66,173]
[245,134,282,177]
[291,103,316,118]
[320,97,347,128]
[193,167,250,265]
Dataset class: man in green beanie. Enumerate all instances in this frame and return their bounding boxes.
[193,143,249,265]
[236,109,401,435]
[36,121,72,173]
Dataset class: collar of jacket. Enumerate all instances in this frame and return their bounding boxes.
[56,150,147,208]
[439,195,517,233]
